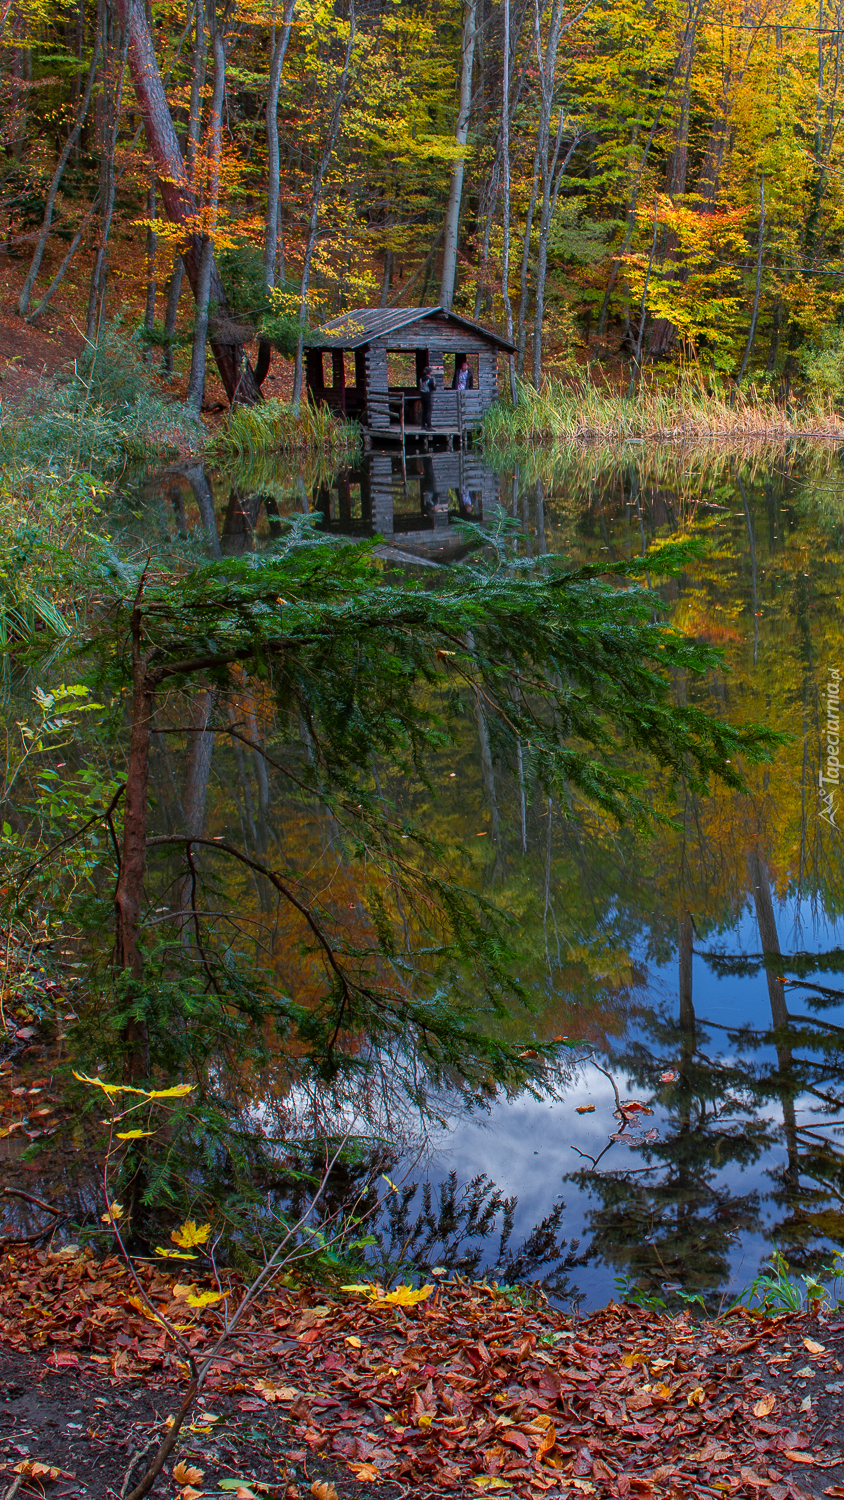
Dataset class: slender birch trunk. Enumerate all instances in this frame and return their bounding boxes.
[186,14,226,412]
[531,123,578,385]
[440,0,478,311]
[85,15,130,341]
[17,16,101,317]
[501,0,517,402]
[263,0,297,290]
[291,0,356,408]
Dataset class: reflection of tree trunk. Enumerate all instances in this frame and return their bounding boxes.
[177,690,216,945]
[749,849,799,1187]
[678,909,696,1052]
[114,594,153,1082]
[466,630,499,839]
[184,466,221,557]
[676,908,696,1255]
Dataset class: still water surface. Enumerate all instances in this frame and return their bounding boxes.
[142,442,844,1310]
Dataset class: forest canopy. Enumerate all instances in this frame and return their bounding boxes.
[3,0,844,400]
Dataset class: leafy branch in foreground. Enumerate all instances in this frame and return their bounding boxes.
[2,510,781,1224]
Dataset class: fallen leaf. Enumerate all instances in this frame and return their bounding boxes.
[537,1422,557,1459]
[576,1105,595,1114]
[177,1489,204,1500]
[753,1392,776,1417]
[253,1382,300,1402]
[785,1450,817,1464]
[417,1412,434,1428]
[13,1461,62,1481]
[371,1284,433,1307]
[822,1487,844,1496]
[348,1463,380,1481]
[470,1481,511,1492]
[804,1338,826,1354]
[310,1485,338,1500]
[184,1289,226,1307]
[174,1462,205,1485]
[686,1386,706,1406]
[345,1335,362,1348]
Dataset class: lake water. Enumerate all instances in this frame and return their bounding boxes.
[129,442,844,1309]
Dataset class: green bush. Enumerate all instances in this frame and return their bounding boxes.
[0,321,201,476]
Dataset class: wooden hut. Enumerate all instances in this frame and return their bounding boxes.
[303,307,515,442]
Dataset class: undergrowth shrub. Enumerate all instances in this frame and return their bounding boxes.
[0,321,202,477]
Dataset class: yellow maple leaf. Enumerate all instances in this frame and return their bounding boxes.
[171,1220,212,1249]
[184,1289,226,1308]
[370,1283,433,1307]
[100,1201,124,1223]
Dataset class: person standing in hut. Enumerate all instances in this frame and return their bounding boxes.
[419,364,436,430]
[452,355,474,391]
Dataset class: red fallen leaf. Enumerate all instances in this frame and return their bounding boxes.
[822,1487,844,1496]
[499,1429,531,1456]
[46,1350,80,1369]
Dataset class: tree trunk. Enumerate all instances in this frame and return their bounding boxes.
[647,4,696,358]
[113,0,262,404]
[737,175,765,385]
[515,0,563,375]
[263,0,297,290]
[532,123,578,386]
[162,253,184,373]
[291,0,356,407]
[440,0,478,312]
[144,185,157,334]
[17,16,101,317]
[85,15,129,341]
[501,0,517,402]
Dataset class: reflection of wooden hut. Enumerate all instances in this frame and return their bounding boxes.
[303,307,515,441]
[313,451,500,540]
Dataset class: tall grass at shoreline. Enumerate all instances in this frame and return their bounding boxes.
[483,375,844,446]
[212,398,360,464]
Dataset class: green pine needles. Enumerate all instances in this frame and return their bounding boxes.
[1,503,781,1233]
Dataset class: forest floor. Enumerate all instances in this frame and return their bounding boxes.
[1,1242,844,1500]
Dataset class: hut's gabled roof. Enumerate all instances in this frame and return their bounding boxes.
[304,305,516,354]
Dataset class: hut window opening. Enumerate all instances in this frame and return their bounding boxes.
[386,351,418,389]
